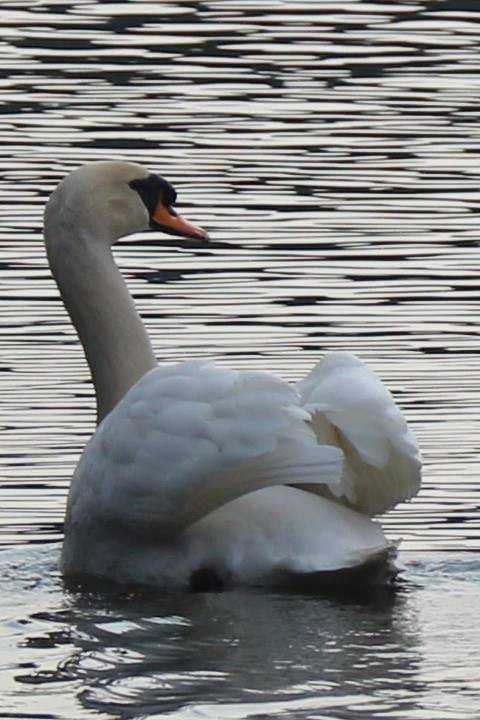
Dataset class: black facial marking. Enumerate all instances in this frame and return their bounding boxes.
[129,174,177,216]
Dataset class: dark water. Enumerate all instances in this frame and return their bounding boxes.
[1,0,479,717]
[2,546,480,719]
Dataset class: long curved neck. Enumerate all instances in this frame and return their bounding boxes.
[46,228,156,424]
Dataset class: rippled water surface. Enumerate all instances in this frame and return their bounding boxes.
[1,0,479,717]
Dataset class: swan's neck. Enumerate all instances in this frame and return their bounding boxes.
[46,230,156,423]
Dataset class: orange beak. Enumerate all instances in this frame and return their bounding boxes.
[152,200,210,242]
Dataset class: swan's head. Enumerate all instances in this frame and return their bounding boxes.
[44,161,209,246]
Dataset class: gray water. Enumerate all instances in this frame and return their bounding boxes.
[0,0,479,717]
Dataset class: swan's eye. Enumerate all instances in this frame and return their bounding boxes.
[129,174,177,216]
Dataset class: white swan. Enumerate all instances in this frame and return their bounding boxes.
[44,161,421,590]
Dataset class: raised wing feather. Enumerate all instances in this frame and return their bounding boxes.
[68,360,343,538]
[297,352,421,516]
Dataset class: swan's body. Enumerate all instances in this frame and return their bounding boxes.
[45,161,421,590]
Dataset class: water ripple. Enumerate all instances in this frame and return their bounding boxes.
[0,2,479,551]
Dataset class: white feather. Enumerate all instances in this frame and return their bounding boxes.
[65,361,343,549]
[96,487,390,589]
[297,352,421,516]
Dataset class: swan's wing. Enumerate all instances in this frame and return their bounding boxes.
[69,360,343,538]
[296,352,421,516]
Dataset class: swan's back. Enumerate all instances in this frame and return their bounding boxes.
[62,359,344,579]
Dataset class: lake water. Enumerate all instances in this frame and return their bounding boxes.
[0,0,479,717]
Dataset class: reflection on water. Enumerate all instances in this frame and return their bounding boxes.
[1,546,480,719]
[1,0,480,717]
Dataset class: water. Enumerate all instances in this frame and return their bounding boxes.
[0,0,479,716]
[2,547,480,719]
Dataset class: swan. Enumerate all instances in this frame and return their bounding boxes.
[44,161,421,590]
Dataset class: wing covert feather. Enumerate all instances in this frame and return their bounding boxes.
[69,360,342,538]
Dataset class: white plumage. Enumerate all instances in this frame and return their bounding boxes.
[297,352,421,516]
[68,361,343,542]
[45,161,421,590]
